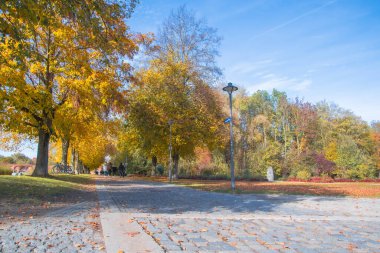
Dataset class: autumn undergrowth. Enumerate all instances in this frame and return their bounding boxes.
[0,164,12,175]
[130,176,380,198]
[0,174,93,205]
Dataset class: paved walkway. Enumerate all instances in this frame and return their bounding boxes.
[97,178,380,253]
[0,201,105,253]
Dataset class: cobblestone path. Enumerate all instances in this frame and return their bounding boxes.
[0,200,105,253]
[97,179,380,253]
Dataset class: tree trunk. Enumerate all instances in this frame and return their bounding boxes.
[71,148,76,173]
[283,118,287,158]
[61,138,69,167]
[173,153,179,179]
[75,151,80,174]
[78,159,83,174]
[263,125,267,147]
[32,129,50,177]
[243,148,248,177]
[274,127,277,142]
[296,135,300,155]
[151,156,157,176]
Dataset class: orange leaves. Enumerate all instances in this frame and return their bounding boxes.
[134,176,380,197]
[229,241,238,247]
[88,213,99,219]
[127,231,140,237]
[347,243,358,251]
[21,236,36,241]
[257,239,267,245]
[85,221,101,231]
[71,227,85,232]
[134,32,154,47]
[74,243,85,248]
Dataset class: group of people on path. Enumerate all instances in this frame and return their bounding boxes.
[96,162,126,177]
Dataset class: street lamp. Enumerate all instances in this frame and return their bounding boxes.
[223,82,238,191]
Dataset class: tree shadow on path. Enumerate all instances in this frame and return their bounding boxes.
[97,178,380,217]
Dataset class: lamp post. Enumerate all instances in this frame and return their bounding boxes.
[168,119,173,182]
[223,82,238,191]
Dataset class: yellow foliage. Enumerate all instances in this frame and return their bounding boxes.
[125,54,227,160]
[0,1,141,174]
[325,141,338,162]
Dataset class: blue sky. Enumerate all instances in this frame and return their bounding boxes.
[129,0,380,122]
[1,0,380,158]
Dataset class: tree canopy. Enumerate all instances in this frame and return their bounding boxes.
[0,0,139,176]
[0,3,378,180]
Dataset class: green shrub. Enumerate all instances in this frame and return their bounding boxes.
[156,164,164,175]
[200,168,214,177]
[0,157,15,164]
[0,165,12,175]
[11,153,32,164]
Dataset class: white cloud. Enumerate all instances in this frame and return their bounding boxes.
[250,0,337,40]
[229,59,274,75]
[245,74,312,93]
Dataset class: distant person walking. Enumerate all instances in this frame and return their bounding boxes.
[107,162,112,176]
[102,164,108,176]
[118,163,126,177]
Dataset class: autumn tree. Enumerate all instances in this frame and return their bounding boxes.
[155,5,222,82]
[291,99,319,154]
[127,55,226,178]
[0,0,138,176]
[370,121,380,176]
[123,6,225,179]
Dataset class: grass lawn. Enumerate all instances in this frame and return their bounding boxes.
[130,176,380,198]
[0,174,94,206]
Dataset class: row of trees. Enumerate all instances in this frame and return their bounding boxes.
[113,6,380,180]
[1,0,141,175]
[122,87,380,180]
[0,153,33,164]
[1,2,379,179]
[230,91,379,179]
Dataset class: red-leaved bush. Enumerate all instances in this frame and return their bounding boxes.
[313,153,335,176]
[287,177,380,183]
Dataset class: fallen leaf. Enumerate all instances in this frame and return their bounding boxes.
[127,231,140,237]
[257,239,267,245]
[347,243,357,250]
